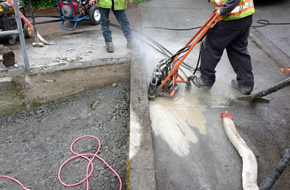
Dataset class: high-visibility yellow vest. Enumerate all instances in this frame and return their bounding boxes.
[211,0,255,21]
[98,0,127,10]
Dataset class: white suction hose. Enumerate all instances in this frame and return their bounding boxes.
[220,113,259,190]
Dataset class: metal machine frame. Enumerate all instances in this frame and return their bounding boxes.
[57,0,100,31]
[148,12,222,99]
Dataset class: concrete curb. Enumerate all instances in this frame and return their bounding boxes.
[129,52,156,190]
[0,57,131,116]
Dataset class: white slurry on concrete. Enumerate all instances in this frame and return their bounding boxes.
[149,86,207,157]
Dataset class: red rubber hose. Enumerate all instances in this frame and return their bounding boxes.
[0,175,30,190]
[58,135,122,190]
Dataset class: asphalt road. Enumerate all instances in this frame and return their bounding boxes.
[253,0,290,61]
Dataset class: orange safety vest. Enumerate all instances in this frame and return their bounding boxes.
[211,0,255,21]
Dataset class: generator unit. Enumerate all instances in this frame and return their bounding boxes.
[0,0,32,44]
[58,0,101,30]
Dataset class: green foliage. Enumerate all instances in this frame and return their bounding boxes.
[21,0,59,9]
[21,0,150,9]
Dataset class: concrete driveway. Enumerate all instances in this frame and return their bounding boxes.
[140,0,290,189]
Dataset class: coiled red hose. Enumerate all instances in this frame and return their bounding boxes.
[58,135,122,190]
[0,175,30,190]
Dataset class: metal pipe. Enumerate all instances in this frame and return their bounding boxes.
[13,0,30,71]
[0,30,19,36]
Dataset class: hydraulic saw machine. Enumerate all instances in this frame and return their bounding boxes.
[148,11,222,100]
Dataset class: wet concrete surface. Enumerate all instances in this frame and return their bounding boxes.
[141,0,290,189]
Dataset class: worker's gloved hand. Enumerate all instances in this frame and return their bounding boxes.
[126,0,133,5]
[216,9,221,16]
[89,0,97,6]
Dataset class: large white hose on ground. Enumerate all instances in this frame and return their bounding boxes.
[220,113,259,190]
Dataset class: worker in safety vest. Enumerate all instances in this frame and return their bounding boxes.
[190,0,255,95]
[89,0,139,53]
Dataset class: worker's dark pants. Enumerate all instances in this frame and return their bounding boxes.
[99,6,133,42]
[200,15,254,88]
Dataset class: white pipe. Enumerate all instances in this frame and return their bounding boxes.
[221,113,259,190]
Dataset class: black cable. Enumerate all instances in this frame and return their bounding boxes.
[26,15,60,18]
[36,19,62,24]
[133,29,194,70]
[142,26,202,31]
[193,44,202,75]
[142,19,290,31]
[252,19,290,28]
[110,23,194,71]
[23,14,63,24]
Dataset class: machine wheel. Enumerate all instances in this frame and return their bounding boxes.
[8,37,16,45]
[23,23,32,38]
[89,5,101,25]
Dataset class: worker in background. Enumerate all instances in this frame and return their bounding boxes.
[190,0,255,95]
[89,0,139,53]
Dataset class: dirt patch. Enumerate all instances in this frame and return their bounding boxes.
[26,7,60,16]
[0,80,130,190]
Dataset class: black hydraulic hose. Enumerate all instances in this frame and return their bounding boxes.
[142,19,290,31]
[132,27,174,58]
[26,15,60,18]
[193,43,202,75]
[142,26,202,31]
[133,29,194,70]
[110,23,173,58]
[134,32,194,72]
[25,15,62,24]
[252,19,290,28]
[35,19,62,24]
[259,148,290,190]
[110,23,194,71]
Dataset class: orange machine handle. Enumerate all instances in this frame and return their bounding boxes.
[158,12,222,90]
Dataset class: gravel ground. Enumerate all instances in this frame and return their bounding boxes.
[0,80,130,190]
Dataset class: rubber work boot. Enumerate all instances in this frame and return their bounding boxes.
[231,79,253,95]
[127,40,140,51]
[190,75,211,90]
[106,41,114,53]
